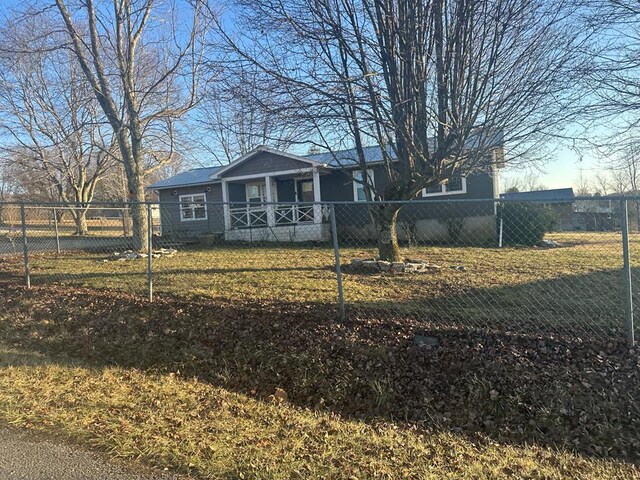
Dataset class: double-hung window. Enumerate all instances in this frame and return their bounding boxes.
[353,169,375,201]
[422,176,467,197]
[179,193,207,221]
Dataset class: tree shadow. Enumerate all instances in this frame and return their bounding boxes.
[0,270,637,462]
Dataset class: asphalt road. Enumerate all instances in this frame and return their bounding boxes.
[0,235,135,255]
[0,427,186,480]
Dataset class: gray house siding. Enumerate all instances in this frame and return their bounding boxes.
[331,167,498,244]
[320,171,353,201]
[218,152,313,178]
[157,183,224,235]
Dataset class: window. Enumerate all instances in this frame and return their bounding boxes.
[297,179,314,202]
[422,176,467,197]
[179,194,207,221]
[246,183,266,203]
[353,169,375,201]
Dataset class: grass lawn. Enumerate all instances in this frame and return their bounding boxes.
[0,348,635,480]
[0,282,637,479]
[2,231,639,339]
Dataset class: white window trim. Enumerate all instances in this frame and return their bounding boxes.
[422,176,467,197]
[179,193,208,222]
[353,169,375,201]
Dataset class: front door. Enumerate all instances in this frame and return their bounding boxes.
[246,182,266,204]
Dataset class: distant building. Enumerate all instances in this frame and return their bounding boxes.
[500,188,617,231]
[501,188,575,231]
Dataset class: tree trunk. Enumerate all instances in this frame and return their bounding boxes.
[73,210,89,236]
[373,204,402,262]
[129,178,149,253]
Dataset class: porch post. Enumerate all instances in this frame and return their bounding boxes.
[264,175,275,227]
[221,180,230,231]
[312,167,322,224]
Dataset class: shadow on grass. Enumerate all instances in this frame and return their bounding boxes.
[0,269,637,462]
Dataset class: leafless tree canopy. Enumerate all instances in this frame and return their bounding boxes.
[0,16,116,234]
[51,0,209,250]
[219,0,587,259]
[195,63,312,164]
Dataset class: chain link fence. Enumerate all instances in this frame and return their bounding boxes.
[0,198,637,345]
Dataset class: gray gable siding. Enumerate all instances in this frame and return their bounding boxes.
[157,183,224,235]
[219,152,313,178]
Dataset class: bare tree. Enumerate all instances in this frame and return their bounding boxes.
[196,64,308,164]
[574,171,593,196]
[581,2,640,129]
[52,0,208,250]
[219,0,587,260]
[0,19,116,235]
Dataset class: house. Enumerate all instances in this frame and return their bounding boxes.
[148,143,504,243]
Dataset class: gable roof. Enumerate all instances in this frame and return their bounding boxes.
[147,166,222,190]
[500,188,575,202]
[213,146,327,178]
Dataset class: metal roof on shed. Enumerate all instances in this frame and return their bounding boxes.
[500,188,575,202]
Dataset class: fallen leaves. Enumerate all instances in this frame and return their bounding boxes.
[0,280,638,463]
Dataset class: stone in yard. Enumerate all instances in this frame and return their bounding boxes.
[377,260,392,271]
[391,262,405,273]
[423,264,442,272]
[537,239,560,248]
[351,258,364,267]
[406,258,429,264]
[412,334,440,348]
[405,262,422,272]
[361,260,379,270]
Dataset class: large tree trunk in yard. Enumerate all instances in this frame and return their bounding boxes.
[373,204,402,262]
[73,210,89,236]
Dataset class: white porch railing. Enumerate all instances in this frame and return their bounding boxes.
[229,204,317,229]
[230,206,268,229]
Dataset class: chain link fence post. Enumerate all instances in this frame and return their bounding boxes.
[52,207,61,254]
[19,203,30,288]
[147,202,153,303]
[620,198,635,346]
[329,204,345,321]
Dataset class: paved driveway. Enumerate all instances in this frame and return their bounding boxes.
[0,427,185,480]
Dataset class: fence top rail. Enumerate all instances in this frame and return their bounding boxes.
[0,196,637,207]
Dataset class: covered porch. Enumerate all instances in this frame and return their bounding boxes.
[220,167,330,242]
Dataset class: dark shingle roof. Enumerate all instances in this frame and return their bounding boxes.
[147,167,221,190]
[500,188,575,202]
